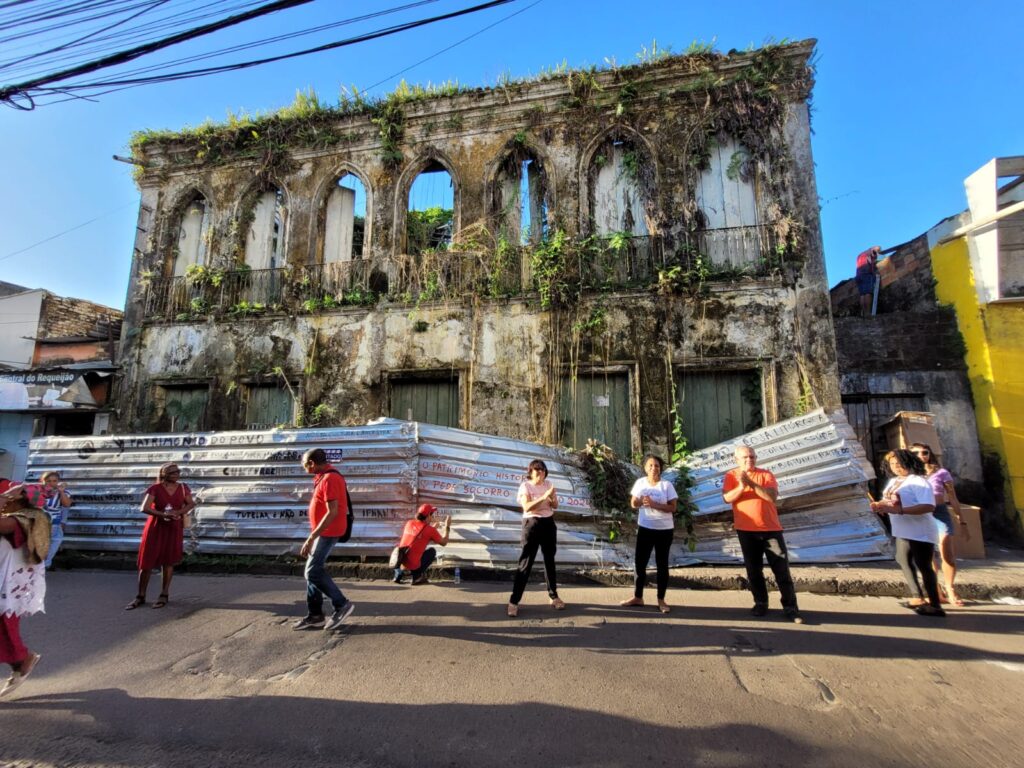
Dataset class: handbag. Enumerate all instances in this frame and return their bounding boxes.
[389,520,431,570]
[388,545,409,569]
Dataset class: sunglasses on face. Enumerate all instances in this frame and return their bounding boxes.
[912,450,930,456]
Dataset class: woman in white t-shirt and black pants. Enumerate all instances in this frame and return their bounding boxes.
[870,449,945,617]
[620,455,678,613]
[507,459,565,617]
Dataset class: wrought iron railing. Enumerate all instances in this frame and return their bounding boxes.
[142,226,784,320]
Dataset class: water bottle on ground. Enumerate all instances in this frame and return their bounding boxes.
[454,566,461,585]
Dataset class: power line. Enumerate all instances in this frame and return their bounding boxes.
[365,0,543,92]
[11,0,518,105]
[0,0,315,103]
[0,202,137,262]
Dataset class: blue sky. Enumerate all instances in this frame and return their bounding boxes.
[2,0,1022,309]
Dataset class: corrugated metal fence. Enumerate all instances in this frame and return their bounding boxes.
[26,410,891,567]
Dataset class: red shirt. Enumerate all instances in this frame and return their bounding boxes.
[309,466,348,537]
[855,248,877,276]
[398,518,443,570]
[723,468,782,532]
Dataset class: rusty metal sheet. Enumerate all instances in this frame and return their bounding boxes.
[26,410,888,568]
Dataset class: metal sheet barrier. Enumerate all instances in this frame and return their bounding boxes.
[26,409,891,567]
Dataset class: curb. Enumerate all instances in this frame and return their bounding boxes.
[54,552,1024,601]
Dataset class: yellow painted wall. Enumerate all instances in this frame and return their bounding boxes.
[931,237,1024,533]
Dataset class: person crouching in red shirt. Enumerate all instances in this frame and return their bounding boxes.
[392,503,450,585]
[722,444,803,624]
[293,448,355,632]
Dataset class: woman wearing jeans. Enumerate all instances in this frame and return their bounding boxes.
[507,460,564,617]
[620,455,678,614]
[871,449,944,617]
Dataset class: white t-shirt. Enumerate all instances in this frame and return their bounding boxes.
[630,478,678,531]
[884,474,938,544]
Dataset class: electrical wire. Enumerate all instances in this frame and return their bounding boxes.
[0,202,138,262]
[5,0,518,106]
[364,0,543,92]
[0,0,316,101]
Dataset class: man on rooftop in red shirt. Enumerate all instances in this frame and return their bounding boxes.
[722,444,803,624]
[294,448,355,632]
[855,245,881,317]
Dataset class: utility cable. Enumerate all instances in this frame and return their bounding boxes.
[11,0,517,102]
[0,201,137,262]
[0,0,315,102]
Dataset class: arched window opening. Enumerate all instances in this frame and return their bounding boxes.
[406,162,454,255]
[695,136,761,266]
[172,195,210,276]
[324,173,367,263]
[245,187,287,270]
[591,139,649,236]
[496,155,549,246]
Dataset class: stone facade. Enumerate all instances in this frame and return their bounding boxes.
[116,41,839,459]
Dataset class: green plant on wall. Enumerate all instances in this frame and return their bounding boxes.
[571,439,636,542]
[668,368,698,551]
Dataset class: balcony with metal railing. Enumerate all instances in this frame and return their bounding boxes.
[141,225,784,321]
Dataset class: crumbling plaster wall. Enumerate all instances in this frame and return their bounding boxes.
[117,41,837,453]
[119,284,805,457]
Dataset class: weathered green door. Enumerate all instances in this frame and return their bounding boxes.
[558,372,632,459]
[245,385,294,428]
[675,369,762,450]
[162,387,208,432]
[390,376,460,427]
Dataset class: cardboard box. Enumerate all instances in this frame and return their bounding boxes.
[955,504,986,559]
[882,411,943,461]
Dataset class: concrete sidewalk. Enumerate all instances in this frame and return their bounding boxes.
[58,547,1024,600]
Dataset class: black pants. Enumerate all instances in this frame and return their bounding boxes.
[894,537,941,607]
[736,530,798,610]
[634,526,673,600]
[510,516,558,604]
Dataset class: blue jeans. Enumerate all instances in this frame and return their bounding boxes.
[45,525,64,568]
[394,546,437,582]
[305,536,348,617]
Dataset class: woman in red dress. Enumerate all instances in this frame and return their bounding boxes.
[125,463,195,610]
[1,483,47,697]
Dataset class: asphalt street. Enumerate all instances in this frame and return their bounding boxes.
[2,570,1022,768]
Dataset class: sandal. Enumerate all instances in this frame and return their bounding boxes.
[619,597,644,607]
[658,600,671,614]
[507,603,519,618]
[125,595,146,611]
[152,593,169,609]
[550,597,566,610]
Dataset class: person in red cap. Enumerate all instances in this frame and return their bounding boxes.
[393,503,451,585]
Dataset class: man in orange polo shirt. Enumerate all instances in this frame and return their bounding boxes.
[722,444,802,623]
[294,448,355,631]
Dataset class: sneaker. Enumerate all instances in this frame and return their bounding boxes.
[0,673,22,698]
[783,609,804,624]
[292,614,325,630]
[751,604,768,618]
[325,602,355,631]
[411,574,430,585]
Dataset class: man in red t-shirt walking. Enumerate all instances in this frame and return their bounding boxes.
[294,448,355,631]
[722,444,802,623]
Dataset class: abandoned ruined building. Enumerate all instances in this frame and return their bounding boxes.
[116,39,839,460]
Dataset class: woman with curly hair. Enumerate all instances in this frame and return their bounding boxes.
[125,463,195,610]
[870,449,944,617]
[911,442,968,606]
